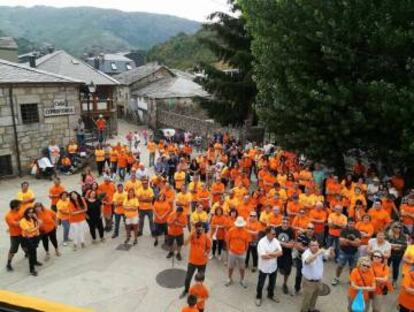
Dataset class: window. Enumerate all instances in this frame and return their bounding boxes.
[21,103,39,124]
[111,62,117,70]
[0,155,12,176]
[126,63,132,70]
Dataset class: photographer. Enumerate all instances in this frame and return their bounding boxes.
[332,218,361,286]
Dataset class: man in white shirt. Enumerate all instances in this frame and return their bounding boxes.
[301,240,333,312]
[255,226,283,307]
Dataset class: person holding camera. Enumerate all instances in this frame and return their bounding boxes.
[371,251,393,312]
[332,218,361,286]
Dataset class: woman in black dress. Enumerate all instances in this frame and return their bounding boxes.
[85,190,105,243]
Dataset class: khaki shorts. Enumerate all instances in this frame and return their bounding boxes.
[125,216,139,225]
[228,252,246,269]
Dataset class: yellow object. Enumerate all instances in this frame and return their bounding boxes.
[0,290,92,312]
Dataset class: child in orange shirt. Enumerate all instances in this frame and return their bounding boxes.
[181,294,199,312]
[189,273,209,312]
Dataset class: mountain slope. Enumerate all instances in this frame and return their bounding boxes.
[0,6,200,55]
[146,31,217,70]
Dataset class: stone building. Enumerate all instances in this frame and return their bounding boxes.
[114,63,209,128]
[0,37,18,63]
[0,59,82,176]
[29,50,120,135]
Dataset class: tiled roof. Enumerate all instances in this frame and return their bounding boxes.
[0,37,17,50]
[33,50,120,86]
[131,76,209,99]
[0,58,82,84]
[114,62,173,86]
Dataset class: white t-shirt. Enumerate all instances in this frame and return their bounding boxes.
[368,238,391,255]
[257,236,282,274]
[301,249,325,281]
[38,157,53,169]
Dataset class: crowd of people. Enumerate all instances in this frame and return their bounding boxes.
[5,128,414,312]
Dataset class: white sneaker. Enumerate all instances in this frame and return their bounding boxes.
[225,279,233,287]
[62,242,68,247]
[217,255,222,261]
[209,254,214,260]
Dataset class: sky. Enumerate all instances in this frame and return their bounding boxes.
[0,0,231,22]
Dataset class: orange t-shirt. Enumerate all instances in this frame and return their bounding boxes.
[372,262,391,295]
[368,208,391,233]
[117,153,128,168]
[69,202,86,224]
[98,181,116,216]
[286,201,302,222]
[348,268,376,301]
[309,208,328,234]
[5,211,22,236]
[246,220,264,241]
[292,215,310,232]
[211,182,225,203]
[268,213,283,227]
[38,209,57,233]
[237,203,253,221]
[176,192,192,215]
[189,233,211,266]
[137,188,154,210]
[355,221,374,245]
[147,141,157,153]
[49,185,65,206]
[210,215,228,240]
[167,212,187,236]
[399,272,414,310]
[328,213,347,237]
[189,283,209,310]
[181,306,199,312]
[112,191,126,215]
[226,227,251,255]
[400,204,414,225]
[154,200,171,224]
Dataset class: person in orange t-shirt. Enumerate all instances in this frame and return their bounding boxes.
[355,214,375,256]
[35,202,60,260]
[48,178,65,212]
[398,270,414,311]
[153,193,172,247]
[368,200,392,234]
[309,202,328,241]
[147,140,157,167]
[286,195,302,224]
[211,179,225,204]
[268,206,283,228]
[181,294,199,312]
[167,206,187,260]
[245,211,263,272]
[68,191,88,250]
[180,222,211,298]
[98,177,116,231]
[327,205,347,261]
[112,183,126,238]
[225,217,251,287]
[371,251,393,311]
[348,257,376,310]
[117,151,128,181]
[5,199,24,271]
[189,272,209,312]
[94,115,106,143]
[292,208,310,234]
[210,207,228,260]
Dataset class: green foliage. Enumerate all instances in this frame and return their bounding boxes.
[0,6,200,56]
[146,31,217,70]
[197,1,256,127]
[241,0,414,173]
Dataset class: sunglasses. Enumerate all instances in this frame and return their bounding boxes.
[373,255,383,259]
[362,264,371,268]
[307,227,315,230]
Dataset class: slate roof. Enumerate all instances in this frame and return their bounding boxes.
[0,58,82,84]
[0,37,17,50]
[33,50,120,86]
[114,62,174,86]
[131,76,209,99]
[88,53,133,62]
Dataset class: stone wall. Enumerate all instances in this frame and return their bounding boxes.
[0,84,81,175]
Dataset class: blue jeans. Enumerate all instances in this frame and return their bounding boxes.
[138,210,154,235]
[76,134,85,146]
[337,250,358,268]
[113,213,125,236]
[61,220,70,242]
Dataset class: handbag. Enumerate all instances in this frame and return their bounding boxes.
[351,290,365,312]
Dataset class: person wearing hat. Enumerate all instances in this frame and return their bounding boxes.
[93,114,107,144]
[255,226,283,306]
[331,217,361,286]
[225,216,251,288]
[180,221,211,299]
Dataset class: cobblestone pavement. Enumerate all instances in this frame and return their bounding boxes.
[0,120,400,311]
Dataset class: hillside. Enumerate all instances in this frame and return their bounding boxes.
[0,6,200,56]
[146,31,217,70]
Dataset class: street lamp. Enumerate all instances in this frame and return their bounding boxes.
[88,81,96,94]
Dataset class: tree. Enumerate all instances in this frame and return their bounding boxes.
[240,0,414,175]
[196,0,256,127]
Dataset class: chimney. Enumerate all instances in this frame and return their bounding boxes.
[94,57,100,70]
[29,55,36,68]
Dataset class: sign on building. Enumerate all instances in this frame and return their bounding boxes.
[44,98,75,117]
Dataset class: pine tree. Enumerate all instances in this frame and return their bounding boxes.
[196,0,256,127]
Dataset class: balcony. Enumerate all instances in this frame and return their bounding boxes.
[81,97,116,115]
